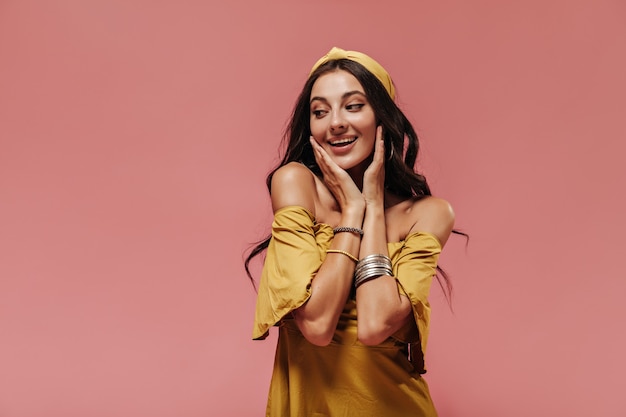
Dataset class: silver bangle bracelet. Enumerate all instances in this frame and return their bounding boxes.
[355,273,387,288]
[354,254,393,288]
[355,265,393,279]
[355,268,391,282]
[355,262,392,275]
[357,254,390,262]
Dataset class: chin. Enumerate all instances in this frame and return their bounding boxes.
[335,156,368,172]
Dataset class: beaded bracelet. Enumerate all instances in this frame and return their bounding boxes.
[326,249,359,263]
[333,226,364,237]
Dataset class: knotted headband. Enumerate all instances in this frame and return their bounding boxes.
[309,46,396,100]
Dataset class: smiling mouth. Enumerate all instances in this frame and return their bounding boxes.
[329,137,357,147]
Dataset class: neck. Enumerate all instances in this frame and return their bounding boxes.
[347,168,364,191]
[346,154,373,190]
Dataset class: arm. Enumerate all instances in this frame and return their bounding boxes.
[355,128,407,345]
[271,162,364,346]
[357,196,455,345]
[355,128,455,345]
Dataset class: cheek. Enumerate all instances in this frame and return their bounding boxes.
[350,111,376,129]
[356,117,377,137]
[309,118,325,139]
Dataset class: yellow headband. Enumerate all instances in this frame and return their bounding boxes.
[309,46,396,100]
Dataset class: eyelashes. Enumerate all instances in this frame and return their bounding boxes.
[311,103,365,118]
[312,109,328,118]
[346,104,365,111]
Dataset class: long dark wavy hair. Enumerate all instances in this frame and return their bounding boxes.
[244,58,467,304]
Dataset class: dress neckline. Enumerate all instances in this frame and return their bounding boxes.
[273,205,441,247]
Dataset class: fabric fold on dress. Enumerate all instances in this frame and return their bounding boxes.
[253,206,331,340]
[389,231,441,360]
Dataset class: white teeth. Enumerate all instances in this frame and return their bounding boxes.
[330,137,357,146]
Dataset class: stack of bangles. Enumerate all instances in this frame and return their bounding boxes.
[328,226,393,288]
[354,254,394,289]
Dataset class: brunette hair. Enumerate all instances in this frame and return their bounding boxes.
[244,59,465,302]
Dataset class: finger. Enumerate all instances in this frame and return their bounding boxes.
[372,125,385,164]
[309,136,320,154]
[310,136,328,159]
[311,137,342,171]
[310,137,325,164]
[310,137,334,179]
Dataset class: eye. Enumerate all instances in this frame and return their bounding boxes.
[311,109,328,118]
[346,103,365,111]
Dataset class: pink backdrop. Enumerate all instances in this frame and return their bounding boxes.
[1,1,625,416]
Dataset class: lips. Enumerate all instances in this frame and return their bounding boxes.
[329,136,357,147]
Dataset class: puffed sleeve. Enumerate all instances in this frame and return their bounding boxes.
[252,206,330,340]
[390,232,442,359]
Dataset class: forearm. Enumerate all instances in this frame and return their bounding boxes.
[294,209,363,346]
[359,202,387,257]
[356,203,411,345]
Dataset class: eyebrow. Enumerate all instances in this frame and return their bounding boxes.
[310,90,366,104]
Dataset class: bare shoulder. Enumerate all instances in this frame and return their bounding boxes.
[270,162,317,214]
[409,196,455,247]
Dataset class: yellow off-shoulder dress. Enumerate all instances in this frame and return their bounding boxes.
[253,206,442,417]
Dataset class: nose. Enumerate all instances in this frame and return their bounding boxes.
[329,110,347,132]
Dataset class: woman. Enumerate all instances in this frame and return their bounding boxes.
[246,47,455,416]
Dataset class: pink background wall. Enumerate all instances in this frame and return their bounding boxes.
[1,1,625,416]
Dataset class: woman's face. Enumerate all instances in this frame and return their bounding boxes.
[309,69,377,175]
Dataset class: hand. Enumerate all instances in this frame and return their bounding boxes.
[309,137,365,214]
[362,126,386,206]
